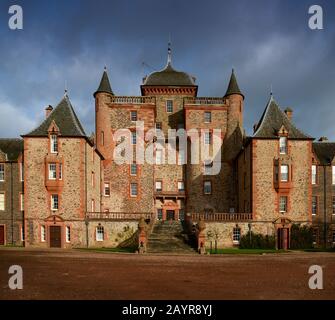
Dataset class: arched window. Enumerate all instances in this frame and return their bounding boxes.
[96,226,104,241]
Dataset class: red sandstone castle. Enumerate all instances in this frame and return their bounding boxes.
[0,48,334,251]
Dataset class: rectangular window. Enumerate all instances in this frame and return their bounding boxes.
[66,226,71,243]
[0,163,5,181]
[166,100,173,113]
[20,163,24,181]
[179,209,185,221]
[130,111,138,121]
[178,181,184,192]
[156,149,163,165]
[333,197,335,215]
[204,111,212,123]
[157,209,163,220]
[41,225,46,242]
[20,193,24,211]
[204,132,212,145]
[155,181,162,192]
[130,163,137,175]
[91,172,95,187]
[156,122,162,130]
[130,183,138,197]
[204,161,212,175]
[21,226,25,241]
[48,163,57,180]
[312,165,317,185]
[91,199,95,212]
[131,132,137,145]
[101,131,104,146]
[281,165,289,182]
[59,163,62,180]
[332,166,335,185]
[279,137,287,154]
[0,193,5,211]
[96,226,104,241]
[50,134,58,153]
[233,228,241,243]
[204,181,212,194]
[312,196,317,215]
[104,182,110,196]
[279,196,288,213]
[51,194,59,210]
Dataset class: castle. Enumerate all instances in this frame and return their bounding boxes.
[0,47,334,251]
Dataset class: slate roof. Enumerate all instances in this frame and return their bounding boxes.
[312,142,335,165]
[224,69,244,99]
[253,95,312,140]
[0,139,23,161]
[24,94,86,137]
[142,62,196,87]
[94,69,114,97]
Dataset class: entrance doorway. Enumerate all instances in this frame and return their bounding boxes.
[166,210,175,220]
[0,225,4,245]
[50,226,62,248]
[277,228,290,250]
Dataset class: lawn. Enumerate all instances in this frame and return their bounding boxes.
[207,248,288,254]
[76,247,137,253]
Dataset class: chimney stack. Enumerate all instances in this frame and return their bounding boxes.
[318,136,328,142]
[45,105,53,118]
[284,107,293,120]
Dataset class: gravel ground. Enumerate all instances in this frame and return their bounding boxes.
[0,248,334,300]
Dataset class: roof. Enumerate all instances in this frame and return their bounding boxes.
[312,142,335,165]
[24,94,87,137]
[224,69,244,99]
[0,139,23,161]
[94,69,114,97]
[253,95,312,140]
[142,62,196,87]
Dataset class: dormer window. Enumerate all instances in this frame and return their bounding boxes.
[50,134,58,153]
[279,136,287,154]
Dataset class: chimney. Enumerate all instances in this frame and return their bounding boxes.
[253,123,258,133]
[284,107,293,120]
[45,105,53,118]
[318,136,328,142]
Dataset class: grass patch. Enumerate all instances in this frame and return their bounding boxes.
[76,247,137,254]
[207,248,288,254]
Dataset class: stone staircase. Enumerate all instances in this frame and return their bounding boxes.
[147,220,196,254]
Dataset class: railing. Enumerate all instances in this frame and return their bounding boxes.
[86,212,153,220]
[154,191,186,198]
[191,212,253,222]
[110,96,155,104]
[184,97,226,105]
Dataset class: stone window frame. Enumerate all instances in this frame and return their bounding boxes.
[40,225,46,242]
[130,163,137,176]
[203,130,212,145]
[51,194,59,211]
[311,165,317,185]
[177,180,185,192]
[155,180,162,192]
[96,225,104,242]
[65,226,71,243]
[204,111,212,123]
[232,226,241,244]
[155,122,162,130]
[104,182,110,196]
[20,193,24,212]
[0,163,5,182]
[130,182,138,197]
[166,100,173,113]
[19,162,24,182]
[203,160,213,175]
[48,163,57,180]
[280,164,289,182]
[279,195,288,213]
[203,180,212,195]
[0,192,5,211]
[279,136,288,154]
[312,195,318,215]
[130,110,138,122]
[50,134,59,154]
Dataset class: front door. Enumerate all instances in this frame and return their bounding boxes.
[277,228,290,250]
[50,226,62,248]
[0,225,4,245]
[166,210,175,220]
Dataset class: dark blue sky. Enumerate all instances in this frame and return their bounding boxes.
[0,0,334,139]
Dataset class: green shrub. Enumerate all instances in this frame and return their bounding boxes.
[239,232,275,249]
[290,224,314,249]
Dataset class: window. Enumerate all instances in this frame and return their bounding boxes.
[312,196,317,215]
[20,163,24,181]
[155,181,162,192]
[204,111,212,123]
[178,181,185,192]
[104,182,110,196]
[157,209,163,220]
[333,197,335,214]
[332,166,335,185]
[96,226,104,241]
[50,134,58,153]
[233,228,241,243]
[204,161,212,175]
[156,122,162,130]
[0,163,5,181]
[130,183,138,197]
[279,196,287,213]
[91,172,95,187]
[66,226,71,243]
[312,165,317,184]
[21,226,25,241]
[281,165,289,182]
[156,149,163,165]
[41,225,46,242]
[59,164,62,180]
[130,163,137,175]
[312,229,317,244]
[0,193,5,211]
[20,194,24,211]
[279,136,287,154]
[204,181,212,194]
[131,131,137,145]
[48,163,57,180]
[179,209,185,221]
[204,132,212,145]
[51,194,59,210]
[91,199,95,212]
[130,111,138,121]
[101,131,104,146]
[166,100,173,113]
